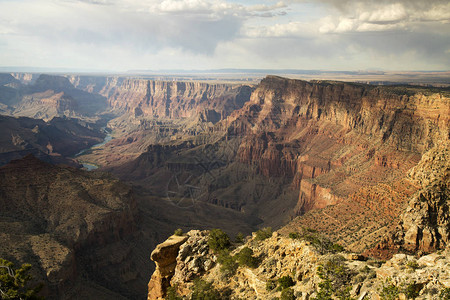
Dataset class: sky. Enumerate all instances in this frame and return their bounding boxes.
[0,0,449,72]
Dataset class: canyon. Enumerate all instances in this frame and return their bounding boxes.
[0,72,448,299]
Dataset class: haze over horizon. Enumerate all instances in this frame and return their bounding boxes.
[0,0,449,72]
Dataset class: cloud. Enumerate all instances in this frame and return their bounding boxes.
[0,0,448,71]
[315,0,450,34]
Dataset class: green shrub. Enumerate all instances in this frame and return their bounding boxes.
[0,258,44,300]
[277,275,295,290]
[166,286,182,300]
[406,260,419,271]
[280,288,295,300]
[379,279,400,300]
[208,229,231,252]
[312,256,354,300]
[330,243,344,253]
[255,227,273,241]
[236,247,259,268]
[266,279,277,291]
[235,232,244,243]
[440,288,450,300]
[217,250,238,277]
[405,282,421,299]
[289,232,300,239]
[190,278,220,300]
[174,228,184,236]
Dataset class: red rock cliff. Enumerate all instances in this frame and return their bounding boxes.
[224,76,448,215]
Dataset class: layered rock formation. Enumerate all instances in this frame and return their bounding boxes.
[0,114,105,166]
[0,155,137,298]
[105,76,449,253]
[66,75,253,121]
[147,235,188,299]
[0,74,108,120]
[215,76,448,250]
[371,142,450,257]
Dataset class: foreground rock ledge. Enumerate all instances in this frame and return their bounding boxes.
[147,234,188,300]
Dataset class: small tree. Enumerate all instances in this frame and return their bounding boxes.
[174,228,184,236]
[236,247,259,268]
[217,250,238,277]
[280,288,295,300]
[0,258,43,300]
[190,279,220,300]
[255,227,273,241]
[235,232,244,244]
[277,275,295,290]
[208,229,231,252]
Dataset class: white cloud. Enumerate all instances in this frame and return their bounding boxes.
[362,3,407,23]
[244,21,313,38]
[0,0,448,71]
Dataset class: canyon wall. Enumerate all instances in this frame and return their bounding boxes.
[0,155,138,298]
[224,76,448,214]
[67,75,253,121]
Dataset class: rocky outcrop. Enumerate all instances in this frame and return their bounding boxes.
[148,229,450,300]
[171,231,217,295]
[148,235,188,300]
[10,72,38,84]
[371,142,450,257]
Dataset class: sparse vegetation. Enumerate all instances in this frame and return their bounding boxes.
[208,229,231,252]
[312,256,354,300]
[280,288,295,300]
[330,243,344,253]
[288,229,344,254]
[266,279,277,291]
[379,279,400,300]
[174,228,184,236]
[217,250,238,277]
[440,288,450,300]
[277,275,295,290]
[236,247,259,268]
[235,232,244,244]
[288,232,300,239]
[255,227,273,241]
[405,282,421,299]
[190,278,221,300]
[0,258,44,300]
[406,260,419,271]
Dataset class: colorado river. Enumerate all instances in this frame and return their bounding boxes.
[75,130,113,170]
